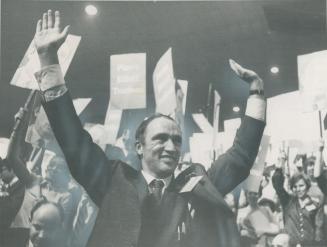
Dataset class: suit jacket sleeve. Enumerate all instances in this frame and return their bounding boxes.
[208,116,265,196]
[42,92,114,206]
[317,170,327,196]
[272,168,291,207]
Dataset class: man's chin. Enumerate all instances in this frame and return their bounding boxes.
[158,162,177,176]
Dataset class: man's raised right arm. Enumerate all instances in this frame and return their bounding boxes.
[34,10,112,205]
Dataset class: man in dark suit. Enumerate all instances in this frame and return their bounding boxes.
[33,10,266,247]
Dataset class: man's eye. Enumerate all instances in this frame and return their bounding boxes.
[154,134,168,142]
[173,136,182,145]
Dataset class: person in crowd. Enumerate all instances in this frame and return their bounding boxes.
[272,153,324,246]
[314,139,327,195]
[33,10,265,247]
[260,164,279,210]
[28,197,66,247]
[237,189,279,247]
[3,103,79,247]
[0,158,25,231]
[305,153,325,216]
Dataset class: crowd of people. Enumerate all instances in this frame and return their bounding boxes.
[1,9,327,247]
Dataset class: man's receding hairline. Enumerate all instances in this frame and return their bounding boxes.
[143,116,181,137]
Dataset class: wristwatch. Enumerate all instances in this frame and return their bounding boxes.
[249,89,264,96]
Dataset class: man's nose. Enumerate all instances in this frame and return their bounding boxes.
[164,139,177,151]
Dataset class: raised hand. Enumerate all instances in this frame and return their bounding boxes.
[276,150,287,169]
[229,59,264,91]
[34,10,69,55]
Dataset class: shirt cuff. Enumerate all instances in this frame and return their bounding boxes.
[245,96,266,121]
[34,64,68,102]
[34,64,65,91]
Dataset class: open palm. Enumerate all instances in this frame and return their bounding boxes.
[34,10,69,54]
[229,59,261,84]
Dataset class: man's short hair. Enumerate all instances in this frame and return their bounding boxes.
[135,113,178,144]
[29,196,64,223]
[289,172,311,190]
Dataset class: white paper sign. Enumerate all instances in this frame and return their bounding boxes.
[213,90,221,133]
[0,138,10,159]
[10,35,81,89]
[266,91,320,146]
[298,50,327,112]
[84,123,108,151]
[189,133,214,170]
[153,48,176,115]
[104,103,123,145]
[177,80,188,115]
[110,53,146,109]
[192,113,214,134]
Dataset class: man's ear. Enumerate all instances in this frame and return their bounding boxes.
[135,141,143,156]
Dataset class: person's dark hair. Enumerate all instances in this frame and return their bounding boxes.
[29,196,64,223]
[0,158,12,171]
[289,172,311,190]
[135,113,178,144]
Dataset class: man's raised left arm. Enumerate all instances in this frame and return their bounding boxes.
[208,60,266,195]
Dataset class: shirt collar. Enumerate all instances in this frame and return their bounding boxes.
[141,169,172,190]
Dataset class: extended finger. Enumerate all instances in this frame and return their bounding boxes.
[54,10,61,29]
[36,19,42,33]
[47,10,53,28]
[42,12,48,30]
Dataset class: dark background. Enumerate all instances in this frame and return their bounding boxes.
[1,0,327,143]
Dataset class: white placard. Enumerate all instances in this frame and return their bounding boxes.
[298,50,327,112]
[110,53,146,109]
[153,47,176,115]
[192,113,214,134]
[266,91,320,147]
[10,35,81,89]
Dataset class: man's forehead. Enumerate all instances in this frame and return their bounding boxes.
[145,117,181,135]
[33,204,61,223]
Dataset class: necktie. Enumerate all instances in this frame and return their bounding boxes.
[149,179,165,203]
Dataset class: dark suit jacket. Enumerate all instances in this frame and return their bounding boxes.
[43,92,265,247]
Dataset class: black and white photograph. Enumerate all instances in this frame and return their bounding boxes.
[1,0,327,246]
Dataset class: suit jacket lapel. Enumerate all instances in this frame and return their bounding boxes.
[130,171,149,204]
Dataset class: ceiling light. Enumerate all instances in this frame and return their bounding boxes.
[270,66,279,74]
[233,106,240,113]
[85,5,98,16]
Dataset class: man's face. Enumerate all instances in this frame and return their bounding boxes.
[30,204,63,247]
[136,117,182,178]
[44,157,69,186]
[292,178,308,199]
[246,191,259,207]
